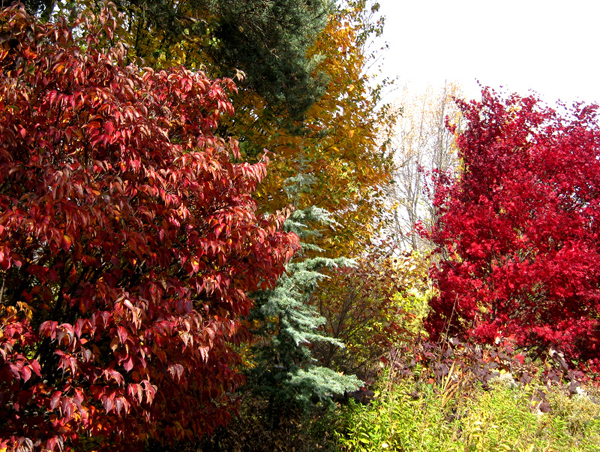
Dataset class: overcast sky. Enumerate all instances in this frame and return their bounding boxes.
[376,0,600,105]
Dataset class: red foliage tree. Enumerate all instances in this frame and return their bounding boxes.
[0,5,298,451]
[427,88,600,370]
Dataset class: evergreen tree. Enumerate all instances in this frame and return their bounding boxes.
[66,0,332,119]
[246,205,361,427]
[206,0,332,118]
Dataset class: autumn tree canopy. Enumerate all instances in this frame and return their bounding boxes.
[0,5,298,450]
[56,0,395,258]
[427,88,600,370]
[236,0,398,257]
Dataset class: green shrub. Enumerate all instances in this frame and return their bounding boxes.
[336,372,600,451]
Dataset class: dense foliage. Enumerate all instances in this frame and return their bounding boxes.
[9,1,594,451]
[338,348,600,452]
[236,0,398,257]
[311,250,423,375]
[17,0,333,119]
[0,5,298,450]
[246,207,361,427]
[427,88,600,370]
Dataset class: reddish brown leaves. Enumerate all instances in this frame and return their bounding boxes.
[0,5,298,451]
[311,250,420,373]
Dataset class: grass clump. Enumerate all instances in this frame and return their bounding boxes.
[335,362,600,451]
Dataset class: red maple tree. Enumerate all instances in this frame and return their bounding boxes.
[0,5,298,450]
[427,88,600,372]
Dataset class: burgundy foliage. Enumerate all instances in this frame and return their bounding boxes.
[0,5,298,450]
[427,88,600,372]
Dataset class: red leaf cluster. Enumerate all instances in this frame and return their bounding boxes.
[427,88,600,370]
[0,5,298,450]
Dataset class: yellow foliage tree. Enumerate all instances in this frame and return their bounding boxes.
[232,0,398,257]
[310,249,431,374]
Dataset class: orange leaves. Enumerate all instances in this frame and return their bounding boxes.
[61,234,72,251]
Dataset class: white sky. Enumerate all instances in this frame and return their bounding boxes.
[376,0,600,105]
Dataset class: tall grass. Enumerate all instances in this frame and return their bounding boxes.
[335,371,600,451]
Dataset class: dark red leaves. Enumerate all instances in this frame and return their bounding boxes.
[0,4,298,451]
[427,87,600,372]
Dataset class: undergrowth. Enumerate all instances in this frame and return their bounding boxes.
[334,340,600,452]
[193,340,600,452]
